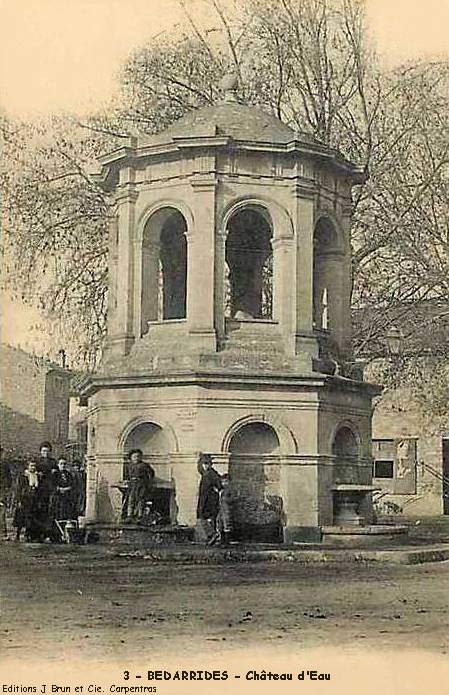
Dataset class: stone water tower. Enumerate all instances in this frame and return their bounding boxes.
[80,90,379,542]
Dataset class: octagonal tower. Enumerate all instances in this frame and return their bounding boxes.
[80,93,379,543]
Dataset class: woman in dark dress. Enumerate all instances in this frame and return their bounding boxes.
[13,460,47,542]
[51,457,75,520]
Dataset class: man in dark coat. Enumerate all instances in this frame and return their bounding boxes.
[126,449,155,521]
[196,453,222,540]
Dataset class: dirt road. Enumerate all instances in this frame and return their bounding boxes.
[1,542,449,663]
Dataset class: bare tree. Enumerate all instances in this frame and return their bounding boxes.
[1,0,448,387]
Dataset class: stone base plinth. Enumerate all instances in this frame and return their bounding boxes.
[86,523,195,548]
[283,526,322,544]
[321,524,409,548]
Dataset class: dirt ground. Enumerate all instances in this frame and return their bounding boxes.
[1,541,449,665]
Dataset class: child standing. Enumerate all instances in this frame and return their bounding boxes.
[215,474,234,547]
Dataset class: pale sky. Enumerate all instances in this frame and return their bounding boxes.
[0,0,448,119]
[0,0,448,353]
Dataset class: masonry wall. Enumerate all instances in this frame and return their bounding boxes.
[0,345,71,458]
[45,371,70,447]
[372,387,447,517]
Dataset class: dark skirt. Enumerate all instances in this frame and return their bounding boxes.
[13,488,48,541]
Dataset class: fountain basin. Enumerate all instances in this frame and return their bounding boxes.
[332,484,380,526]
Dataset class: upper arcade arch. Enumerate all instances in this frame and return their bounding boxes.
[140,206,188,328]
[220,196,294,242]
[136,199,195,243]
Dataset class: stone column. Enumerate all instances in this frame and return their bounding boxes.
[135,240,160,337]
[214,230,227,342]
[292,188,319,362]
[106,214,119,336]
[93,457,123,523]
[339,206,354,358]
[187,179,217,352]
[108,172,138,356]
[171,454,200,527]
[272,236,296,355]
[84,455,98,522]
[323,254,345,350]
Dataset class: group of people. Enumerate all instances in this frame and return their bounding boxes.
[120,449,234,546]
[1,442,86,543]
[197,453,234,547]
[1,445,234,546]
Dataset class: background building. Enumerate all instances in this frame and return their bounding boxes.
[356,301,449,518]
[0,344,71,459]
[371,387,448,517]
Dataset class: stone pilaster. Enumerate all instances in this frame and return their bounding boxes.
[135,239,160,337]
[84,455,98,522]
[280,456,321,542]
[292,188,319,363]
[214,230,227,341]
[86,456,124,523]
[323,255,345,351]
[339,206,354,358]
[186,178,217,352]
[106,214,119,336]
[272,236,296,355]
[171,453,201,526]
[108,173,139,356]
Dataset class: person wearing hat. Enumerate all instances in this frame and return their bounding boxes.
[126,449,155,522]
[196,453,222,543]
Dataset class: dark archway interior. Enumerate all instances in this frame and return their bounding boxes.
[314,217,339,251]
[123,422,172,524]
[229,421,280,454]
[313,216,339,330]
[124,422,170,455]
[159,212,187,320]
[225,209,273,319]
[229,422,282,541]
[332,426,359,458]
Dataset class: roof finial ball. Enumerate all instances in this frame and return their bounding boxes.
[218,71,240,103]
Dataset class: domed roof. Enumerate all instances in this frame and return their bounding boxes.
[145,101,307,146]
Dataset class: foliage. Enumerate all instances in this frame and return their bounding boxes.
[1,0,448,389]
[1,116,111,367]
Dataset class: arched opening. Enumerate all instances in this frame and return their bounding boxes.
[332,426,359,458]
[313,216,339,331]
[122,421,174,524]
[225,207,273,319]
[332,425,360,486]
[124,422,171,456]
[228,421,282,542]
[229,422,280,455]
[159,215,187,319]
[141,208,187,334]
